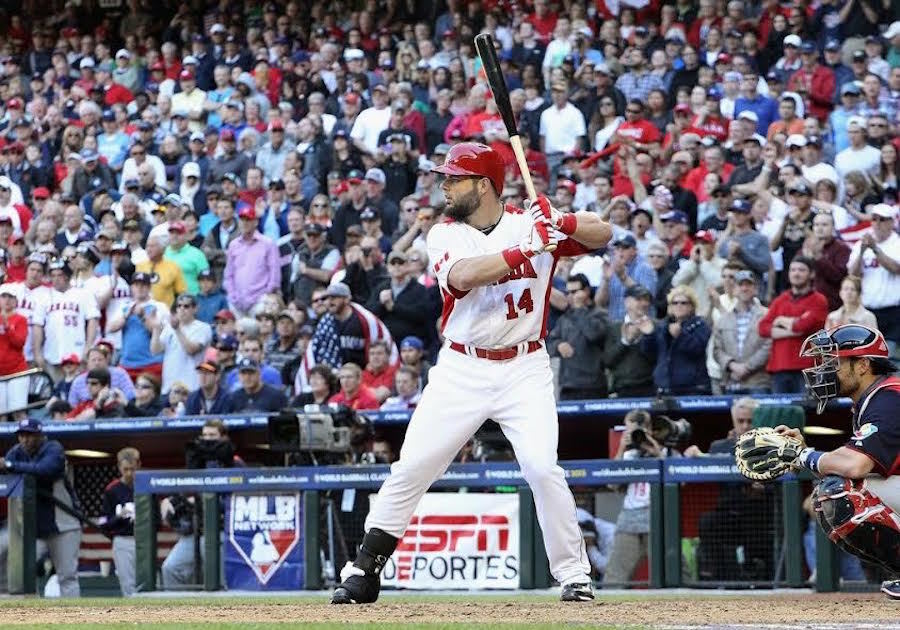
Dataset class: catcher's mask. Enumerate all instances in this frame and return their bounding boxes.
[800,324,889,414]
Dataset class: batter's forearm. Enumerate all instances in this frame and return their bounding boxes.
[569,212,613,250]
[448,253,529,292]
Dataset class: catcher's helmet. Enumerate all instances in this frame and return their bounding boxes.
[431,142,505,194]
[800,325,890,413]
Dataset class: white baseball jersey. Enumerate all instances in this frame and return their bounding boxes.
[77,275,132,349]
[33,287,100,364]
[427,206,590,348]
[0,282,51,361]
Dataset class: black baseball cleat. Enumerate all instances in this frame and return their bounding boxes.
[331,563,381,604]
[882,579,900,600]
[560,582,595,602]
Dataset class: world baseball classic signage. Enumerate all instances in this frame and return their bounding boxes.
[224,493,304,589]
[379,493,520,590]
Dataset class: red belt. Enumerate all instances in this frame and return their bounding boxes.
[448,340,544,361]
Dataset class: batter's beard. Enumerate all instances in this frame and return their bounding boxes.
[444,188,480,221]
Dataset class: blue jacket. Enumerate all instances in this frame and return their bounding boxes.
[196,289,229,324]
[5,439,80,538]
[641,315,711,395]
[185,385,235,416]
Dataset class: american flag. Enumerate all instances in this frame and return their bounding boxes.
[294,304,399,394]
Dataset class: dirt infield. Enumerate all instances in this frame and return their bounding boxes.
[0,592,893,627]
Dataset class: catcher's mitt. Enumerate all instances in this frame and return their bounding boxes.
[734,427,804,481]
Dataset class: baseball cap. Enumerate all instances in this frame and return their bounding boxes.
[80,148,99,162]
[800,41,816,54]
[324,283,352,298]
[346,169,364,184]
[214,309,236,321]
[737,110,759,123]
[131,272,153,284]
[611,233,637,248]
[60,353,81,366]
[182,161,201,179]
[79,57,95,69]
[788,181,813,195]
[122,219,141,232]
[360,206,380,221]
[268,178,285,190]
[16,418,43,434]
[179,69,195,80]
[196,360,220,374]
[220,129,236,141]
[786,134,807,148]
[198,269,214,281]
[96,227,117,240]
[276,310,296,323]
[624,284,652,300]
[0,284,15,297]
[557,179,577,196]
[744,133,767,146]
[841,82,862,96]
[168,220,187,234]
[694,230,716,243]
[825,39,842,52]
[365,168,386,185]
[852,50,867,62]
[304,222,327,235]
[387,250,407,264]
[32,187,49,200]
[783,34,802,48]
[734,270,758,284]
[400,335,424,350]
[674,103,692,115]
[238,206,257,220]
[269,119,284,132]
[216,336,238,353]
[661,210,689,224]
[806,134,823,146]
[115,49,131,60]
[871,203,898,219]
[101,110,115,122]
[433,143,451,156]
[729,198,753,213]
[237,357,260,372]
[343,48,365,61]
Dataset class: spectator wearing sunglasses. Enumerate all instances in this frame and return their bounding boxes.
[150,294,212,394]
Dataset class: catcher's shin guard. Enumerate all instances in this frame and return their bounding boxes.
[813,475,900,573]
[331,528,398,604]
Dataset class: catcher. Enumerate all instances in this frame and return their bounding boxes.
[735,324,899,599]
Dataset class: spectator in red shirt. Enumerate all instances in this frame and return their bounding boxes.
[614,100,662,153]
[688,88,729,143]
[757,256,829,393]
[526,0,558,43]
[0,285,28,420]
[330,362,380,411]
[682,146,735,202]
[361,340,397,404]
[786,41,836,122]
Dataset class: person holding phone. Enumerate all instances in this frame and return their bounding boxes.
[107,272,169,380]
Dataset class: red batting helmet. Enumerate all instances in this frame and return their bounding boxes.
[431,142,505,194]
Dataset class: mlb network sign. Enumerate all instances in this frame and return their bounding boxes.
[379,494,520,589]
[225,493,304,590]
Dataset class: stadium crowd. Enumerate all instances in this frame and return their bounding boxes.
[0,0,898,419]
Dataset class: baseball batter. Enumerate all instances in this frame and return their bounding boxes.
[32,259,100,381]
[775,325,900,599]
[332,142,612,604]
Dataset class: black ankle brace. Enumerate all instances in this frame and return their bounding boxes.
[354,528,398,575]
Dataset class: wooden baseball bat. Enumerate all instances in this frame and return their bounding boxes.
[475,33,555,251]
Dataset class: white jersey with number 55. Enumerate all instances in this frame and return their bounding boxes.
[33,287,100,364]
[427,205,590,348]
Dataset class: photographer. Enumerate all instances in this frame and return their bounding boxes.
[685,397,777,581]
[604,410,682,586]
[160,420,242,589]
[100,447,141,596]
[0,419,81,597]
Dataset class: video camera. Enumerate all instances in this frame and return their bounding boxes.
[267,404,364,465]
[185,437,236,470]
[630,414,692,450]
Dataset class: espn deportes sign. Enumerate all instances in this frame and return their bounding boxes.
[379,494,520,589]
[224,493,304,589]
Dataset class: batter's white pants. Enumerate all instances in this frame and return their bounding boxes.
[365,347,591,585]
